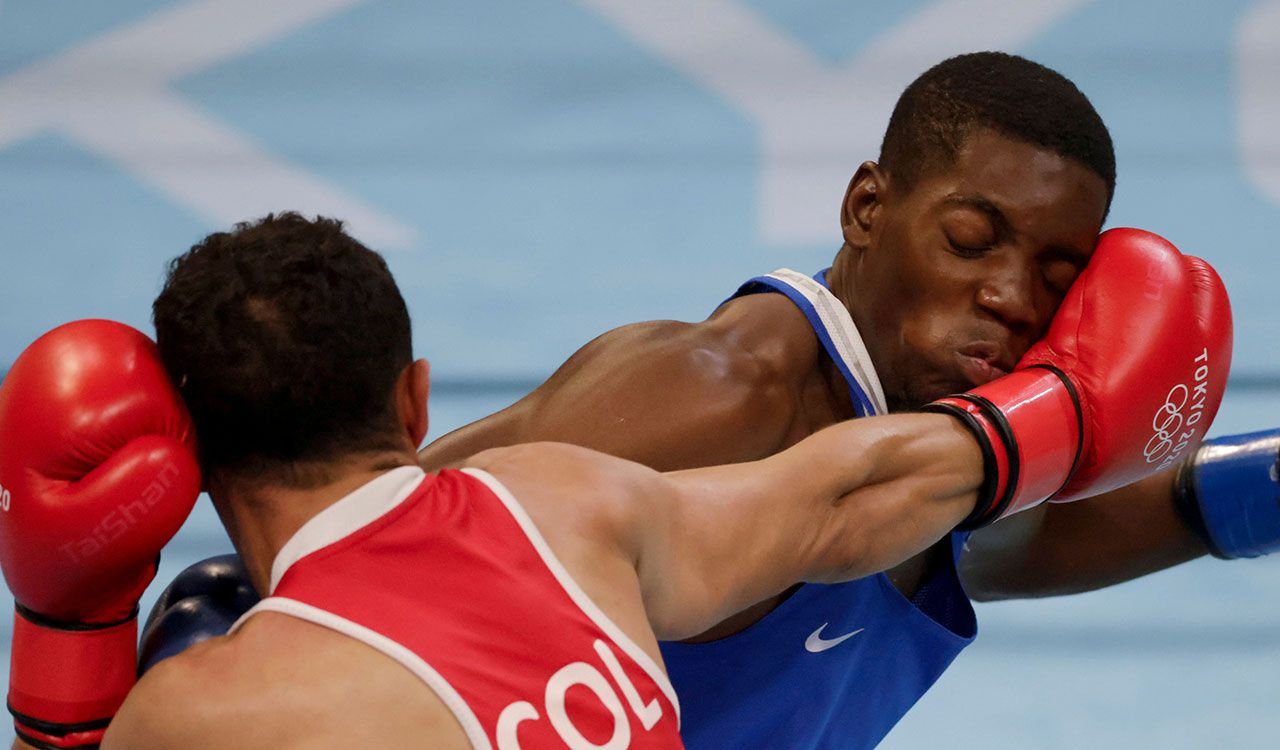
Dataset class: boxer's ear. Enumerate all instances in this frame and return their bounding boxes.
[841,161,887,251]
[399,359,430,449]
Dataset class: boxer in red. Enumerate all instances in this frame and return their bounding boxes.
[0,213,1228,748]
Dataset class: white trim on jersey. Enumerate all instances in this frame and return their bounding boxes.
[461,467,682,727]
[764,268,888,415]
[230,597,493,750]
[268,465,427,593]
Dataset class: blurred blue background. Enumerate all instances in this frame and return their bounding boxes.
[1,0,1279,747]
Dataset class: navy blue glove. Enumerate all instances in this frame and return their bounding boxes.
[137,554,260,675]
[1175,429,1280,559]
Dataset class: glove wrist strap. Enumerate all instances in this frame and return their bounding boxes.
[923,398,1011,529]
[927,367,1082,528]
[8,608,138,747]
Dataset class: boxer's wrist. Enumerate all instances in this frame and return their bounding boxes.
[1173,429,1280,559]
[925,367,1081,529]
[8,607,138,749]
[922,397,1009,528]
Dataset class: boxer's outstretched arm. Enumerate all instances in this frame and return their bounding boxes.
[472,413,981,642]
[961,468,1206,601]
[645,413,982,639]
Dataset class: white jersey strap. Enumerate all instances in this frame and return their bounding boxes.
[731,268,887,416]
[267,465,426,593]
[231,597,492,750]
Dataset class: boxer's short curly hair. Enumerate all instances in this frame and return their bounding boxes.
[153,213,413,484]
[880,51,1116,217]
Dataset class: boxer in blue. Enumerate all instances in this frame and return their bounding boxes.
[144,51,1278,748]
[416,51,1275,748]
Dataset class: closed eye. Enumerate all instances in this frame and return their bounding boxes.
[1042,258,1081,297]
[947,238,990,259]
[1042,246,1089,295]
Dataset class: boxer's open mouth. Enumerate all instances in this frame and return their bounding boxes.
[955,343,1012,387]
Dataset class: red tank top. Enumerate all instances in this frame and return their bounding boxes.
[231,466,682,749]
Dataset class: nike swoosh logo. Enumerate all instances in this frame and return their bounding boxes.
[804,623,865,653]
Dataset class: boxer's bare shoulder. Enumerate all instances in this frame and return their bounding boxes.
[104,612,470,749]
[463,441,669,656]
[422,291,821,472]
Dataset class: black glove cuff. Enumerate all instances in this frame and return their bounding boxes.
[922,400,1004,530]
[10,706,110,750]
[13,727,100,750]
[14,604,138,632]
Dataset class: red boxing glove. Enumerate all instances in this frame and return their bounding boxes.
[0,320,200,749]
[927,228,1232,529]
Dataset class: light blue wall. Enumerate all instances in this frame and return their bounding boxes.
[1,1,1278,747]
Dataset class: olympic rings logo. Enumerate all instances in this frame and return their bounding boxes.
[1142,347,1213,470]
[1143,384,1189,464]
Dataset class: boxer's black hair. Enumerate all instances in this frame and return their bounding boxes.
[153,213,413,484]
[880,51,1115,217]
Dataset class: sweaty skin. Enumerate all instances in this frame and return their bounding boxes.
[88,360,984,749]
[419,128,1209,631]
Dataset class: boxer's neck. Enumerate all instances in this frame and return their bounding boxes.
[825,246,865,338]
[825,246,890,415]
[211,452,419,595]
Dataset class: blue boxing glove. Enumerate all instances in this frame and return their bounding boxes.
[137,554,260,675]
[1174,429,1280,559]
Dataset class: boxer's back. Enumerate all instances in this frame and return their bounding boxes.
[107,466,682,749]
[106,608,475,748]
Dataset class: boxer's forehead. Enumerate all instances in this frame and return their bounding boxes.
[906,128,1108,258]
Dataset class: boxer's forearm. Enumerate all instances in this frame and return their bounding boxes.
[960,468,1206,601]
[783,414,983,583]
[647,414,981,638]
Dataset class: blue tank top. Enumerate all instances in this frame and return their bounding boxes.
[659,269,977,750]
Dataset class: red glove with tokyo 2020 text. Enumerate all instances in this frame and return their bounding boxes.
[926,228,1233,529]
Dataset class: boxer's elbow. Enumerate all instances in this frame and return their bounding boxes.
[959,552,1032,602]
[958,506,1063,602]
[958,573,1009,603]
